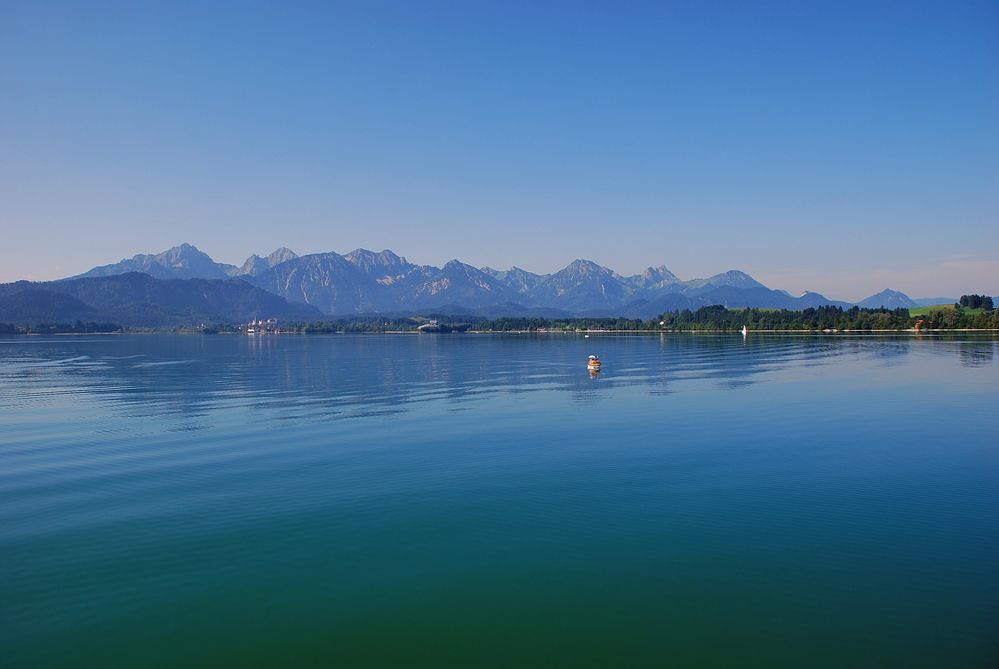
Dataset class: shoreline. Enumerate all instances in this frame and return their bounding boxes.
[5,328,999,337]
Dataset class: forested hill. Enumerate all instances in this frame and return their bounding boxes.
[0,273,323,327]
[181,304,999,334]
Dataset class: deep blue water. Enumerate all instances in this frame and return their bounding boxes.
[1,333,997,668]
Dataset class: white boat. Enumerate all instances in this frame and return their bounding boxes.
[587,354,602,370]
[741,325,748,336]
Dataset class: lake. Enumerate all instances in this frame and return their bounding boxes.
[1,333,997,668]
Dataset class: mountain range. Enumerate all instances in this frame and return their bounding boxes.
[0,243,961,326]
[74,243,298,280]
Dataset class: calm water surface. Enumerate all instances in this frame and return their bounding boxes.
[1,333,997,668]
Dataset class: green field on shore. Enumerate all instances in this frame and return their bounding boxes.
[910,304,986,317]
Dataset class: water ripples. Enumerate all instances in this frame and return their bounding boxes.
[1,333,997,668]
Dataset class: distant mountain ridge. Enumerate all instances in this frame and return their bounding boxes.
[912,296,958,307]
[0,273,322,326]
[74,243,298,280]
[856,289,918,309]
[23,243,955,324]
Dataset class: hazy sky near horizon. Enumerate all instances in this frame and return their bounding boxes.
[2,0,997,301]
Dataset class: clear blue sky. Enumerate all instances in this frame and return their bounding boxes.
[2,0,997,300]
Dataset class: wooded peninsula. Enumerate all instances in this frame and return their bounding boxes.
[5,302,997,335]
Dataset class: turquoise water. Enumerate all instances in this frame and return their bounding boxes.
[1,333,997,668]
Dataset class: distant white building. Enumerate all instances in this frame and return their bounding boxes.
[246,318,279,334]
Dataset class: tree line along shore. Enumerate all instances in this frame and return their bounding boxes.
[3,302,998,335]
